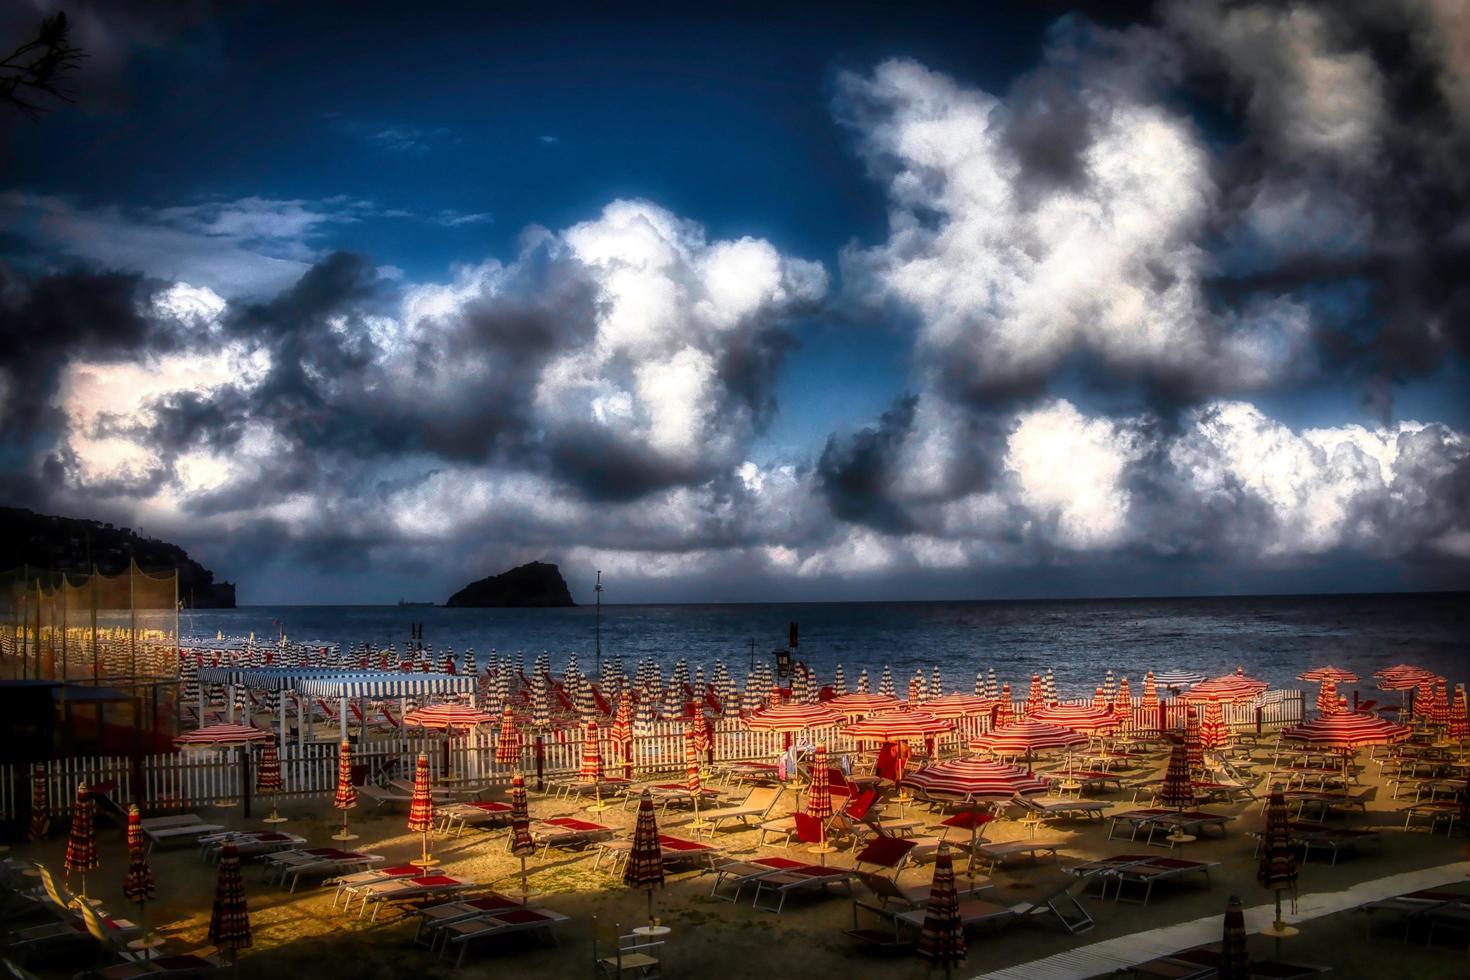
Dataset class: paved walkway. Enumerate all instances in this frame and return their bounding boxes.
[974,860,1470,980]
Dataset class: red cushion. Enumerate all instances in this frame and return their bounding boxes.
[410,875,458,887]
[492,908,549,924]
[658,836,709,852]
[855,835,915,868]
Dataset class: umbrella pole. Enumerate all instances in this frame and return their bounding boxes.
[646,886,654,926]
[519,855,528,903]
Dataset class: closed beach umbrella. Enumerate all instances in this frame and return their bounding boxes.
[907,671,926,704]
[624,791,665,923]
[64,783,98,897]
[1141,671,1160,727]
[1024,674,1044,715]
[1091,686,1109,712]
[1258,789,1297,932]
[1160,743,1196,811]
[332,740,358,841]
[691,710,712,759]
[407,753,435,865]
[256,739,285,824]
[495,706,522,766]
[832,664,846,695]
[122,804,156,911]
[915,844,965,977]
[856,668,870,694]
[1115,677,1131,717]
[1315,677,1340,716]
[1432,678,1450,728]
[208,843,251,959]
[1412,680,1435,721]
[993,682,1015,729]
[28,765,48,841]
[509,773,535,898]
[1199,701,1230,751]
[878,666,895,699]
[610,694,634,778]
[1219,895,1250,980]
[986,667,997,699]
[904,758,1050,799]
[974,671,985,696]
[579,719,604,783]
[1185,706,1204,779]
[1450,685,1469,741]
[1043,669,1057,705]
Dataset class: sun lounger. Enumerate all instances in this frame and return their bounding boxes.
[138,815,208,832]
[354,874,477,922]
[438,801,513,836]
[94,952,224,979]
[200,831,305,861]
[893,896,1022,932]
[439,907,570,964]
[1359,888,1470,939]
[1017,796,1110,824]
[1399,800,1460,834]
[1287,822,1381,865]
[706,857,809,903]
[522,817,615,857]
[359,784,416,808]
[692,786,783,836]
[143,821,226,850]
[328,863,443,908]
[262,848,384,891]
[750,863,857,914]
[974,840,1066,874]
[410,893,523,946]
[1169,945,1330,978]
[1107,855,1218,905]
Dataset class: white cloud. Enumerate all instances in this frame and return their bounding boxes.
[839,57,1311,398]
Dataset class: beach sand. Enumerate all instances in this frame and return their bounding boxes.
[7,756,1469,979]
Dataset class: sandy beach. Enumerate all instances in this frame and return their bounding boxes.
[8,744,1469,980]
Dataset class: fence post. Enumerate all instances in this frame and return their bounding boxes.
[534,735,545,793]
[241,746,252,819]
[1255,706,1263,736]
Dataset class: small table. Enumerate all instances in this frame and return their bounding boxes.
[127,935,166,955]
[632,925,671,938]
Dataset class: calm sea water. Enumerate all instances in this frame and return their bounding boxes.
[177,590,1464,696]
[179,593,1469,699]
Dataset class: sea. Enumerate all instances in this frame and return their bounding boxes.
[178,592,1470,699]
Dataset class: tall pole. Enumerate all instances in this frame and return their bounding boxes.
[594,570,603,675]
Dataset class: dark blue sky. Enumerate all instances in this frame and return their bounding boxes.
[2,0,1467,602]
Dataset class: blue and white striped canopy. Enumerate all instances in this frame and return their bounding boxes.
[296,673,477,700]
[197,667,356,689]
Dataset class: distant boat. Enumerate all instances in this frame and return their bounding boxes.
[397,600,435,607]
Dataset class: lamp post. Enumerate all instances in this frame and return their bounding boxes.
[594,570,603,676]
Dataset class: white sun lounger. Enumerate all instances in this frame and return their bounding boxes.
[439,907,570,965]
[143,822,226,850]
[354,874,477,922]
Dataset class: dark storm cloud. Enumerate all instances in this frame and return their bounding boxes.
[816,393,918,533]
[0,265,166,440]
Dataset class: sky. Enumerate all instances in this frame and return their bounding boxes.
[1,0,1468,604]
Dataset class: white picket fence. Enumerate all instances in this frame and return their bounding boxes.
[2,692,1305,819]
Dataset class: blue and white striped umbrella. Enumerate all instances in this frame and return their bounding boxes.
[296,672,478,700]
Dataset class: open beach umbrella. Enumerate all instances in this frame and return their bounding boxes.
[1153,670,1204,692]
[407,753,435,866]
[1180,673,1268,705]
[256,739,285,823]
[1220,896,1250,980]
[494,706,522,767]
[828,691,901,717]
[922,692,994,719]
[208,843,251,961]
[28,765,49,841]
[968,718,1086,771]
[805,744,834,856]
[742,701,843,749]
[509,773,535,899]
[1282,710,1410,789]
[904,758,1050,799]
[624,790,665,924]
[842,711,955,740]
[1029,702,1121,735]
[332,740,358,841]
[1299,665,1358,684]
[175,723,274,746]
[993,683,1015,729]
[64,783,98,898]
[1185,706,1205,779]
[610,694,634,778]
[1258,789,1297,933]
[1159,743,1196,812]
[915,844,965,977]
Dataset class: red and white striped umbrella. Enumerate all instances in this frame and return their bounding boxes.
[1280,711,1410,750]
[176,724,273,746]
[402,703,494,731]
[208,843,251,955]
[842,711,954,740]
[1198,701,1230,750]
[1179,673,1267,703]
[28,765,48,841]
[332,741,357,810]
[806,744,833,819]
[1185,706,1204,778]
[1023,674,1045,714]
[1029,702,1120,734]
[684,729,702,795]
[1376,664,1436,691]
[904,758,1050,799]
[64,783,98,887]
[1298,665,1359,683]
[579,719,604,783]
[827,691,901,717]
[494,707,522,766]
[1315,678,1341,716]
[1432,678,1450,728]
[407,753,435,864]
[968,718,1087,755]
[921,693,995,720]
[1451,684,1469,741]
[1114,677,1132,716]
[993,683,1015,728]
[742,701,844,733]
[255,739,283,794]
[1140,671,1160,717]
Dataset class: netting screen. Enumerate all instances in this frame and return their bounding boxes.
[1,562,178,682]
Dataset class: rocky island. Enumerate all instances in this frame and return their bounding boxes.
[445,561,576,607]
